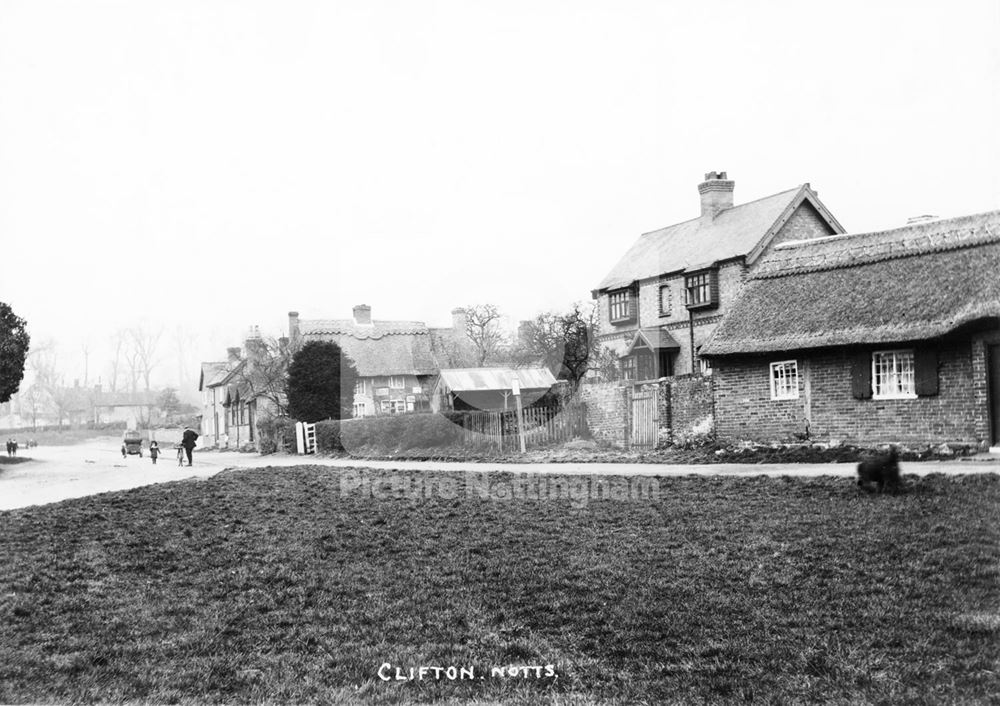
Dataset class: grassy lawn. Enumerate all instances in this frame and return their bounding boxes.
[1,468,998,704]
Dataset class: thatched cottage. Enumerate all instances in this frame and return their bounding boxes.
[702,210,1000,447]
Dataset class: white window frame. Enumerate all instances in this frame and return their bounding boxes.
[609,289,632,322]
[659,284,671,317]
[769,360,799,400]
[388,376,405,389]
[872,349,916,399]
[354,379,368,396]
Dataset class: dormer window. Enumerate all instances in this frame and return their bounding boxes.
[684,269,719,310]
[608,288,636,324]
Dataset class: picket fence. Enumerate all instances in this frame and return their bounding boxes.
[457,403,586,451]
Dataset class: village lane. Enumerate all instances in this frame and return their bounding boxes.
[1,437,998,511]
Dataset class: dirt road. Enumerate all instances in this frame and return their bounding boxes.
[1,437,997,511]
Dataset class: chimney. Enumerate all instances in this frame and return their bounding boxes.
[288,311,300,345]
[451,307,467,332]
[353,304,372,325]
[698,171,735,218]
[227,347,241,364]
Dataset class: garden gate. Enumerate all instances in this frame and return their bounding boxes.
[630,390,658,448]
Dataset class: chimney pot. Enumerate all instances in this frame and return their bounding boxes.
[288,311,301,344]
[353,304,373,325]
[697,171,735,218]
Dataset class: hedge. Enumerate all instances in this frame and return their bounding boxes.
[315,413,466,454]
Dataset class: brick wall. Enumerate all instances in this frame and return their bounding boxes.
[669,374,715,441]
[714,338,991,445]
[581,380,628,447]
[768,200,838,248]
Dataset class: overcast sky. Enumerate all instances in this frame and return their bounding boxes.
[1,0,998,391]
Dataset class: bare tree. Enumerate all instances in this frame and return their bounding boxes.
[107,330,127,393]
[126,325,163,391]
[80,338,91,387]
[234,336,292,417]
[464,303,507,367]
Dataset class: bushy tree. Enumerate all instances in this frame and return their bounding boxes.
[0,302,30,404]
[286,341,359,423]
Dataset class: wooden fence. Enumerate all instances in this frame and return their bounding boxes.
[457,403,586,451]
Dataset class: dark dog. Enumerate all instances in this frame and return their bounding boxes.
[857,447,901,492]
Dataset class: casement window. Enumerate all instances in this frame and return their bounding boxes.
[852,348,938,400]
[872,350,916,399]
[389,399,407,414]
[354,380,368,396]
[389,376,405,389]
[684,269,719,310]
[659,284,672,317]
[380,400,392,413]
[352,403,365,418]
[608,289,635,324]
[699,357,713,376]
[770,360,799,400]
[621,356,637,381]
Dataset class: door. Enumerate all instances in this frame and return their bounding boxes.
[990,345,1000,445]
[630,390,658,448]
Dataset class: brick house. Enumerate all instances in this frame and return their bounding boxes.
[288,306,472,417]
[593,172,844,380]
[701,210,1000,447]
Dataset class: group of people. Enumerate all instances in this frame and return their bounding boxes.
[5,438,17,456]
[121,427,199,466]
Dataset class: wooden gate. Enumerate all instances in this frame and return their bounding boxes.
[630,390,658,448]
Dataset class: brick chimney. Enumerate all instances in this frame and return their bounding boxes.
[288,311,300,344]
[698,171,735,218]
[353,304,372,325]
[451,307,467,333]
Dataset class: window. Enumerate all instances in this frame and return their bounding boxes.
[699,357,713,376]
[354,379,368,396]
[353,403,366,418]
[389,399,407,414]
[770,360,799,400]
[621,356,636,381]
[684,269,718,309]
[389,376,405,389]
[609,289,634,323]
[872,350,915,398]
[659,284,672,317]
[380,400,392,413]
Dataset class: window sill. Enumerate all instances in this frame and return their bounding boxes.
[609,318,637,326]
[685,302,718,312]
[872,393,918,400]
[770,394,799,401]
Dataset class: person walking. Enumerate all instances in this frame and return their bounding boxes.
[149,440,160,465]
[181,427,199,467]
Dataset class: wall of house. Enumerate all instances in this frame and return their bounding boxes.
[714,339,989,445]
[766,200,838,249]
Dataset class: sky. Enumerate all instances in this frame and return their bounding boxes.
[1,0,998,394]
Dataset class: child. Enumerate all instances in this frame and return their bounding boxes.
[149,440,160,464]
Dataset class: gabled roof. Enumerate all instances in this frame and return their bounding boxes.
[199,362,230,391]
[701,210,1000,356]
[299,319,438,377]
[436,367,557,392]
[624,328,681,356]
[597,184,844,292]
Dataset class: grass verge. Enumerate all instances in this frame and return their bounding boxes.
[1,468,997,704]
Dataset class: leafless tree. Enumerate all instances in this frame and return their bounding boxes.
[234,336,292,417]
[126,325,163,391]
[464,303,508,367]
[107,330,127,393]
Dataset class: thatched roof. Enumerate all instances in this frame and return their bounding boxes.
[437,367,557,392]
[299,319,438,377]
[597,184,843,291]
[701,210,1000,356]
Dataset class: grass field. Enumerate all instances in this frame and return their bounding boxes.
[1,467,998,704]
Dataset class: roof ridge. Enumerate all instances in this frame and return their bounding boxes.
[639,185,803,237]
[755,210,1000,279]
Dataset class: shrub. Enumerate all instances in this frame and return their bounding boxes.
[256,416,296,455]
[314,420,342,453]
